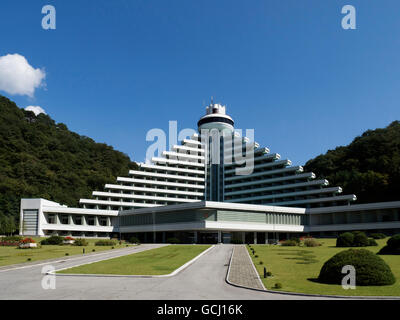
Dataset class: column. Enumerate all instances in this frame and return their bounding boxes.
[254,232,257,244]
[287,232,290,240]
[162,232,166,243]
[68,215,74,225]
[194,231,198,244]
[241,232,245,244]
[153,232,156,243]
[265,232,268,244]
[217,230,222,244]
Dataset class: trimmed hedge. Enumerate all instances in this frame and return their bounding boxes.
[129,237,140,244]
[378,234,400,255]
[95,240,117,246]
[281,240,298,246]
[73,238,88,246]
[166,237,180,244]
[336,232,354,247]
[41,235,64,245]
[318,249,396,286]
[336,231,374,247]
[370,233,386,239]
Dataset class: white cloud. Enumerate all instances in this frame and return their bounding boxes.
[0,53,46,97]
[25,106,47,116]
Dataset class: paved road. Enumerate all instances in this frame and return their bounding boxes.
[0,244,327,300]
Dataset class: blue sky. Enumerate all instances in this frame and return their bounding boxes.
[0,0,399,165]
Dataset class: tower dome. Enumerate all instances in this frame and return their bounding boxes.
[197,101,234,133]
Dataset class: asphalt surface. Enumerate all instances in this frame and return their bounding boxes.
[0,244,329,300]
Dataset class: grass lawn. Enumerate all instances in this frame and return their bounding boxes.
[0,237,130,267]
[58,245,211,275]
[247,238,400,296]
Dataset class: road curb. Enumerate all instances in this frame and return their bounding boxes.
[225,245,400,300]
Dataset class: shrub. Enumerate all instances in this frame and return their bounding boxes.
[255,255,258,258]
[73,238,88,246]
[274,283,282,289]
[368,238,378,246]
[41,235,64,245]
[129,236,140,244]
[304,238,320,247]
[1,235,22,242]
[370,233,386,239]
[336,231,371,247]
[166,237,180,244]
[266,271,272,277]
[336,232,354,247]
[281,240,298,246]
[318,249,396,286]
[378,234,400,255]
[95,240,117,246]
[27,258,31,261]
[352,231,369,247]
[65,253,69,256]
[259,261,263,265]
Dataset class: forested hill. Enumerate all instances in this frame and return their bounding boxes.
[304,121,400,204]
[0,95,138,221]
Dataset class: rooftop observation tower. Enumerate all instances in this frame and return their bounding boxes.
[197,100,234,134]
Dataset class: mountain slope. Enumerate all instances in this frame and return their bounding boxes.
[304,121,400,204]
[0,95,138,222]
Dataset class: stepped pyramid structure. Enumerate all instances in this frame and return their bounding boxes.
[20,102,400,243]
[80,102,356,210]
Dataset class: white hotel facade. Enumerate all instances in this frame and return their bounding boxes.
[20,103,400,243]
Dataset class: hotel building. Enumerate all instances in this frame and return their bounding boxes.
[20,102,400,243]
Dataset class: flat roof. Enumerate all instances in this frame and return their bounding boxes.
[120,201,306,216]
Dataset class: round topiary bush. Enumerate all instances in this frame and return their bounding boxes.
[336,232,354,247]
[368,238,378,247]
[370,233,386,239]
[352,231,369,247]
[378,234,400,255]
[318,249,396,286]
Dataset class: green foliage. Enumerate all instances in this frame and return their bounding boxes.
[304,238,320,247]
[273,283,282,289]
[336,231,372,247]
[73,238,88,246]
[0,215,17,235]
[95,240,116,246]
[281,239,298,246]
[0,95,138,223]
[370,233,386,239]
[304,121,400,204]
[129,236,140,244]
[378,234,400,255]
[41,235,64,245]
[166,237,180,244]
[318,249,396,286]
[368,238,378,246]
[336,232,354,247]
[352,231,369,247]
[1,235,22,242]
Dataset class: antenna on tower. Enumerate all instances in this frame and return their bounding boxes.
[211,96,214,105]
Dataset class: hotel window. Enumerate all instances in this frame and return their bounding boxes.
[73,216,82,225]
[60,214,69,224]
[47,214,56,224]
[87,216,95,226]
[99,217,108,226]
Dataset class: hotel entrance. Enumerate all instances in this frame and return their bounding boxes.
[198,232,218,244]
